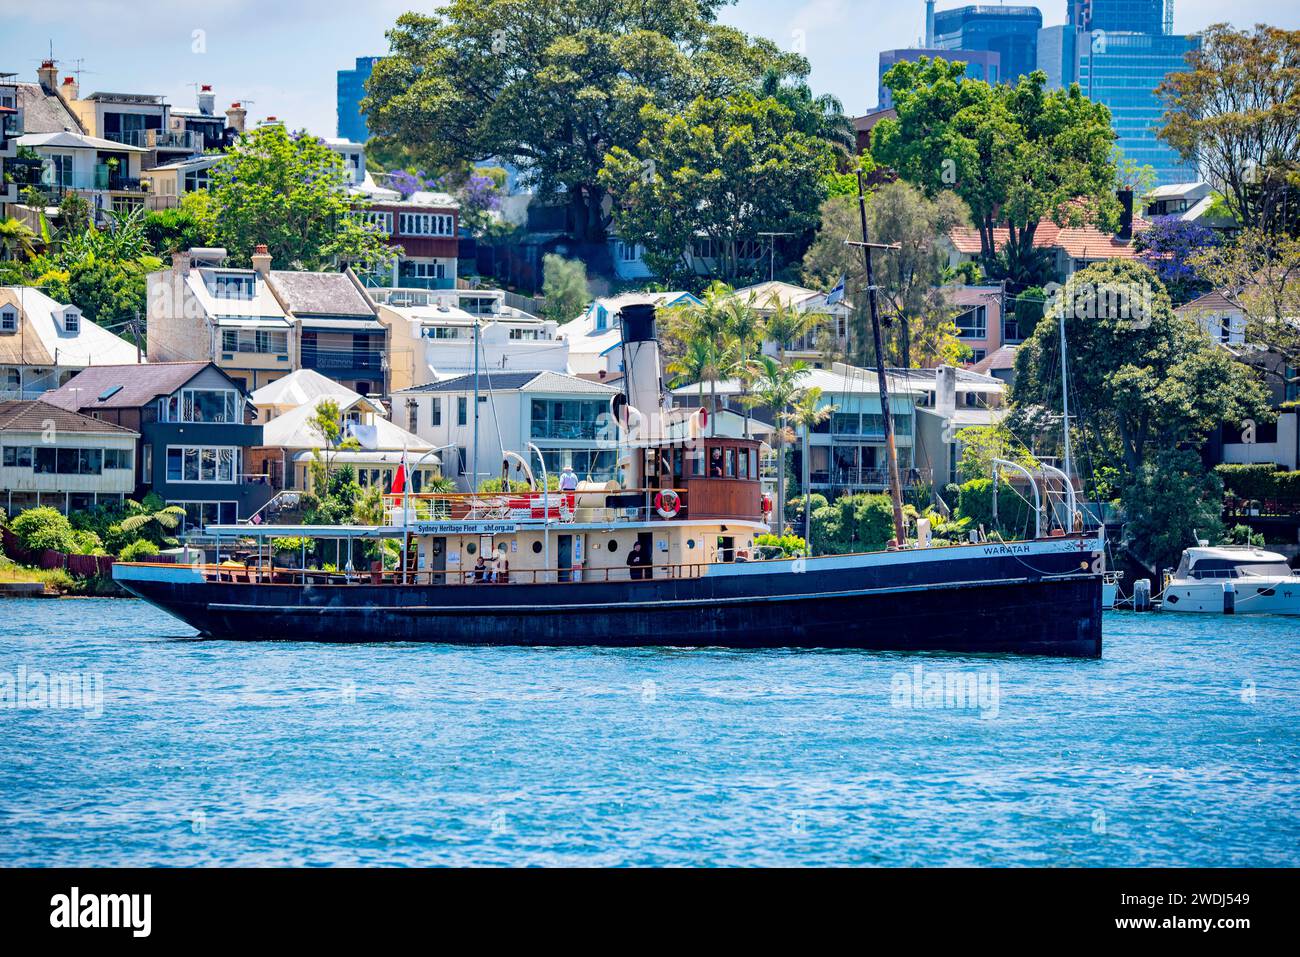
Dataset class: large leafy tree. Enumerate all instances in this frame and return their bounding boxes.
[871,59,1119,285]
[1159,24,1300,233]
[1012,260,1269,570]
[1132,217,1219,305]
[802,180,970,367]
[206,125,393,270]
[600,92,835,286]
[363,0,807,245]
[1190,228,1300,385]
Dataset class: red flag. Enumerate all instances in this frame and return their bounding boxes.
[391,450,407,495]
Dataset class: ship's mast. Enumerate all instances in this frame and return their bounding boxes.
[850,168,907,547]
[1058,308,1073,486]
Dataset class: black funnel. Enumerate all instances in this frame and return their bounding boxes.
[619,302,657,343]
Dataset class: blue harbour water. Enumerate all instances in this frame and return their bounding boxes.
[0,598,1297,867]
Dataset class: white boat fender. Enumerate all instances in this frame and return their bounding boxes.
[1223,580,1236,615]
[1134,578,1152,611]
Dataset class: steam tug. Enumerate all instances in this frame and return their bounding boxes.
[114,302,1103,657]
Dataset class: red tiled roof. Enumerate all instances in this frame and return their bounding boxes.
[946,215,1148,260]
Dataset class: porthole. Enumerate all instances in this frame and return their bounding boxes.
[608,539,619,553]
[498,542,509,553]
[686,539,696,549]
[532,541,543,554]
[466,542,477,555]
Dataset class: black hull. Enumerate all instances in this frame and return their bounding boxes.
[117,549,1104,658]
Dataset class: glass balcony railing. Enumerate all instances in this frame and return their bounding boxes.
[394,275,455,290]
[530,419,602,441]
[104,129,199,151]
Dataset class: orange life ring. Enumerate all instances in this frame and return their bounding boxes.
[655,489,681,519]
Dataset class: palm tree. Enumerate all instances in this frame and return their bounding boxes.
[667,336,727,425]
[724,297,765,438]
[761,298,826,364]
[0,217,37,261]
[785,386,837,551]
[669,281,737,433]
[746,355,810,532]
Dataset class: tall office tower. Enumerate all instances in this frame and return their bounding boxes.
[931,5,1044,84]
[1037,25,1077,89]
[1068,0,1166,36]
[1076,29,1200,184]
[337,56,381,142]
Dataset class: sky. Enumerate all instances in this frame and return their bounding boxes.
[1,0,1297,137]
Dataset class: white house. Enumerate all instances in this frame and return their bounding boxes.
[1,399,139,515]
[0,286,141,399]
[730,281,852,368]
[16,129,149,220]
[373,287,565,392]
[394,370,620,491]
[560,291,700,379]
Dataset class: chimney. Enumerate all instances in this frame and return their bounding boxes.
[225,102,246,133]
[936,365,957,419]
[197,84,215,116]
[61,75,78,101]
[37,59,58,93]
[1117,189,1134,241]
[251,244,272,276]
[172,250,192,276]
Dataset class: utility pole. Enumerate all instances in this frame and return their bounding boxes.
[847,168,907,547]
[757,231,793,282]
[472,317,480,492]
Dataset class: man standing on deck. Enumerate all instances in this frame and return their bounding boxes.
[559,465,579,492]
[627,540,646,581]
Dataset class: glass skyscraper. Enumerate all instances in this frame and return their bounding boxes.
[931,5,1044,85]
[1075,30,1200,185]
[1068,0,1166,36]
[337,56,381,142]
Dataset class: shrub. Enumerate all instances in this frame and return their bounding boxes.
[1275,470,1300,504]
[10,507,76,553]
[754,532,806,557]
[955,478,1033,538]
[69,529,106,556]
[118,539,160,562]
[1213,463,1280,502]
[854,495,897,551]
[786,493,828,525]
[810,505,847,553]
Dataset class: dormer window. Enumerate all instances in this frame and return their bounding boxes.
[207,273,256,301]
[0,308,15,333]
[594,307,607,332]
[62,309,80,333]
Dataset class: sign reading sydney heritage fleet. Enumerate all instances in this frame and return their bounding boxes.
[410,522,519,536]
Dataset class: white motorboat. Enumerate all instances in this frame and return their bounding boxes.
[1160,546,1300,615]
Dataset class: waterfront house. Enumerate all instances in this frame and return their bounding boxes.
[731,281,852,368]
[246,372,434,493]
[15,129,149,220]
[1,399,139,516]
[944,284,1010,366]
[940,197,1149,283]
[42,361,271,530]
[0,286,142,399]
[375,287,563,392]
[147,247,295,394]
[561,292,700,379]
[394,370,620,490]
[265,264,387,399]
[147,246,388,399]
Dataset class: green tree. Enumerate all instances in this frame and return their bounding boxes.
[10,507,76,552]
[143,199,216,255]
[1159,24,1300,233]
[1012,260,1270,570]
[954,423,1038,483]
[118,495,187,547]
[365,0,807,244]
[207,125,394,269]
[802,181,970,366]
[600,91,835,286]
[745,355,809,531]
[872,60,1119,285]
[786,386,836,547]
[540,254,590,323]
[0,218,37,260]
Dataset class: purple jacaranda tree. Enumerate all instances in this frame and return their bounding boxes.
[1133,216,1220,304]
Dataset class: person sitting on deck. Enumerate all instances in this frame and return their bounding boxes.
[559,465,579,492]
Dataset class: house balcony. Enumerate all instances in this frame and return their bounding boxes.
[106,129,200,152]
[393,275,456,291]
[809,467,932,489]
[300,349,386,377]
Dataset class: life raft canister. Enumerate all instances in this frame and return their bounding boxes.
[655,489,681,519]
